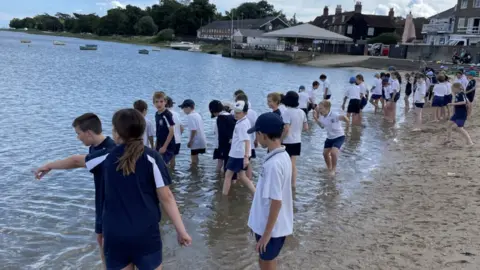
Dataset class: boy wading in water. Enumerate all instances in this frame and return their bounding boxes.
[247,112,293,270]
[153,92,176,164]
[341,77,361,126]
[179,99,207,167]
[34,113,116,268]
[314,100,349,177]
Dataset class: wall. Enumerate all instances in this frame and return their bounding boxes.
[404,44,480,62]
[247,37,278,45]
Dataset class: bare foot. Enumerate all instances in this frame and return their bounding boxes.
[328,170,336,177]
[412,128,421,131]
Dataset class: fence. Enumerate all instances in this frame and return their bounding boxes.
[389,44,480,63]
[231,43,365,55]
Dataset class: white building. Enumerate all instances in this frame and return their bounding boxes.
[232,29,279,46]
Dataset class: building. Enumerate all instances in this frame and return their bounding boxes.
[422,0,480,45]
[312,2,397,41]
[232,29,278,46]
[197,15,290,40]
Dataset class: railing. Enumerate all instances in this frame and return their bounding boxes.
[421,23,453,33]
[457,26,480,34]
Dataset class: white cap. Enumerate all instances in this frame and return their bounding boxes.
[233,100,247,112]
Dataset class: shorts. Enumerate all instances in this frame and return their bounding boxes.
[324,94,331,100]
[324,135,345,149]
[360,97,368,109]
[283,143,301,156]
[226,157,247,173]
[104,225,162,270]
[393,92,400,103]
[250,149,256,160]
[466,92,475,102]
[213,148,224,160]
[191,148,206,156]
[450,115,467,128]
[444,94,453,106]
[254,233,286,261]
[371,94,382,100]
[174,143,181,155]
[95,222,103,234]
[405,87,412,96]
[414,102,424,108]
[432,96,444,107]
[347,99,361,114]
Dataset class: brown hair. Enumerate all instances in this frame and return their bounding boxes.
[319,100,331,110]
[267,92,282,105]
[112,109,146,176]
[72,113,102,134]
[356,74,364,81]
[152,91,166,104]
[437,74,446,83]
[133,100,148,113]
[234,89,245,97]
[235,93,248,102]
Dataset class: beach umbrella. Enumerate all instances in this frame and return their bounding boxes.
[402,12,417,43]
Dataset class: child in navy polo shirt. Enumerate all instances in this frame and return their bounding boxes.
[465,71,476,116]
[223,100,256,195]
[153,91,176,164]
[446,83,474,146]
[247,112,293,270]
[91,108,191,269]
[34,113,116,267]
[179,99,207,166]
[133,100,155,148]
[209,100,236,173]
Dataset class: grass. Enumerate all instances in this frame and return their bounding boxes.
[199,43,228,54]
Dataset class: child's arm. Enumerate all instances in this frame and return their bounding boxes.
[148,136,154,149]
[243,140,251,167]
[180,125,185,134]
[188,130,197,148]
[342,96,348,110]
[147,121,155,149]
[281,124,290,140]
[160,127,174,153]
[34,155,86,179]
[256,199,282,252]
[156,186,191,246]
[339,115,350,123]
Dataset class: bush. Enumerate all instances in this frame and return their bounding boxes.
[134,16,158,36]
[368,33,400,45]
[153,28,175,42]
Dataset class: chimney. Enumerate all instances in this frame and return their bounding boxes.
[354,1,362,13]
[323,6,329,16]
[335,5,342,15]
[388,8,394,18]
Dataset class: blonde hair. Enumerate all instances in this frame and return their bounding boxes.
[452,82,464,92]
[319,100,332,110]
[267,92,282,105]
[152,91,166,103]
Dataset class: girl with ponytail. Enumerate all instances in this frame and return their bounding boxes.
[101,108,191,269]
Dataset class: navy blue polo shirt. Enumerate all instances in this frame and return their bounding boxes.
[84,136,116,234]
[272,109,282,116]
[101,145,172,239]
[466,79,476,100]
[217,113,236,154]
[454,92,468,119]
[155,109,176,152]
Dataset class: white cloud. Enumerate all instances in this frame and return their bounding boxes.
[111,0,126,8]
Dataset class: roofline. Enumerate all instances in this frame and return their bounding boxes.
[258,14,291,28]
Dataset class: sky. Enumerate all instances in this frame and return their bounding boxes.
[0,0,456,27]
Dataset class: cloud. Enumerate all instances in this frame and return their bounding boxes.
[111,0,126,8]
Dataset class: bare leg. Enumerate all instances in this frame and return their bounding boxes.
[291,156,297,188]
[247,163,253,180]
[216,159,223,173]
[238,171,255,194]
[259,258,277,270]
[96,234,106,270]
[445,105,450,120]
[413,107,423,131]
[223,170,234,195]
[458,127,474,145]
[191,155,199,166]
[170,156,176,169]
[323,148,332,171]
[445,121,454,143]
[330,147,340,176]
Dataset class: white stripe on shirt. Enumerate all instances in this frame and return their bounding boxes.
[85,154,109,171]
[147,155,165,188]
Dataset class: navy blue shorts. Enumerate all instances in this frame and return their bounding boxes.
[104,225,162,270]
[213,148,223,160]
[226,157,247,173]
[324,135,345,149]
[371,94,382,100]
[432,96,444,107]
[393,92,400,103]
[347,99,361,114]
[325,94,331,100]
[450,115,467,127]
[174,143,181,155]
[283,143,301,156]
[414,102,424,108]
[95,222,102,234]
[191,148,206,156]
[444,94,453,106]
[360,97,368,109]
[466,92,475,102]
[255,233,286,261]
[160,151,174,164]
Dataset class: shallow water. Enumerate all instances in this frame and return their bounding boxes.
[0,31,407,269]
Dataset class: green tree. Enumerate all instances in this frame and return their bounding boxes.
[134,16,158,35]
[153,28,175,42]
[96,8,129,35]
[148,0,182,30]
[9,18,24,29]
[34,14,63,31]
[124,5,147,35]
[55,13,75,31]
[21,17,36,29]
[367,32,400,44]
[72,13,100,33]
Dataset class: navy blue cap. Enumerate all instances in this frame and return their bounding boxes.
[178,99,195,108]
[299,85,305,90]
[349,77,356,83]
[247,112,284,134]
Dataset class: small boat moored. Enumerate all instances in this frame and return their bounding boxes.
[80,44,98,51]
[138,49,149,55]
[53,41,66,46]
[20,40,31,44]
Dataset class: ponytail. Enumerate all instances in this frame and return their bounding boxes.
[117,138,144,176]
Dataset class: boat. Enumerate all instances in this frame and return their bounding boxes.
[170,41,199,51]
[188,46,202,52]
[53,41,66,46]
[20,40,31,44]
[152,48,161,52]
[80,45,97,51]
[138,49,149,55]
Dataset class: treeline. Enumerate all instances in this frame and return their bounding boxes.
[9,0,296,38]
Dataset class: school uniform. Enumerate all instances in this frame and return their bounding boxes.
[155,110,176,164]
[213,112,236,163]
[282,107,306,156]
[405,80,412,96]
[85,136,116,235]
[414,82,427,108]
[97,146,171,269]
[432,83,448,107]
[390,79,401,102]
[318,112,345,149]
[170,109,182,155]
[278,104,287,116]
[298,91,310,116]
[246,109,258,159]
[321,80,332,99]
[358,82,368,109]
[371,78,383,100]
[444,82,453,105]
[226,116,251,172]
[247,146,293,261]
[187,111,207,155]
[451,92,468,127]
[466,79,476,102]
[143,117,155,148]
[272,109,282,117]
[345,84,361,114]
[307,88,318,111]
[461,75,469,90]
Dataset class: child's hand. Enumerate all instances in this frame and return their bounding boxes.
[34,165,51,180]
[243,157,250,168]
[159,147,167,154]
[187,141,192,148]
[177,231,192,247]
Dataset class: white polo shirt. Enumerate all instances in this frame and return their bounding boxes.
[433,83,448,97]
[321,80,331,96]
[143,116,155,147]
[229,116,251,158]
[372,78,383,95]
[278,104,287,116]
[187,111,206,150]
[318,111,345,140]
[390,79,400,93]
[414,82,426,103]
[461,75,469,90]
[246,108,258,151]
[344,84,360,100]
[358,82,367,97]
[298,92,309,109]
[282,107,306,144]
[445,82,452,95]
[248,147,293,238]
[169,109,182,145]
[308,87,318,103]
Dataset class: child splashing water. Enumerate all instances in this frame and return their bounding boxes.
[445,83,474,146]
[413,73,427,131]
[432,74,448,122]
[341,77,361,126]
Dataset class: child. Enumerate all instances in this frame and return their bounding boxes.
[369,73,383,113]
[34,113,116,267]
[404,73,412,106]
[267,92,283,116]
[426,71,436,104]
[153,91,176,164]
[389,72,401,121]
[178,99,207,166]
[133,100,155,148]
[166,97,184,169]
[413,74,427,131]
[97,108,191,269]
[307,81,320,112]
[465,71,476,114]
[235,93,258,180]
[455,71,469,90]
[444,75,453,119]
[319,74,331,100]
[246,112,293,270]
[432,74,447,122]
[209,100,236,173]
[356,74,368,111]
[382,78,392,121]
[446,83,473,145]
[313,100,349,177]
[341,77,361,126]
[223,100,256,195]
[282,91,308,188]
[298,85,310,117]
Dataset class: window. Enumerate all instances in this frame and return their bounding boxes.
[461,0,467,9]
[476,0,480,7]
[342,15,345,22]
[458,17,465,29]
[339,25,343,34]
[332,17,335,23]
[334,25,338,32]
[367,27,374,36]
[347,25,353,34]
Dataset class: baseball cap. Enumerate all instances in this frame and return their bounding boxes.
[426,71,434,76]
[388,66,396,71]
[247,112,284,134]
[208,100,223,118]
[467,71,476,76]
[299,85,305,90]
[349,77,356,83]
[233,100,248,113]
[178,99,195,108]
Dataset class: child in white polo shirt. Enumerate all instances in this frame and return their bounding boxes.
[223,100,256,196]
[247,112,293,270]
[179,99,207,166]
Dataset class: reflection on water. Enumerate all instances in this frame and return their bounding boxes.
[0,31,408,269]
